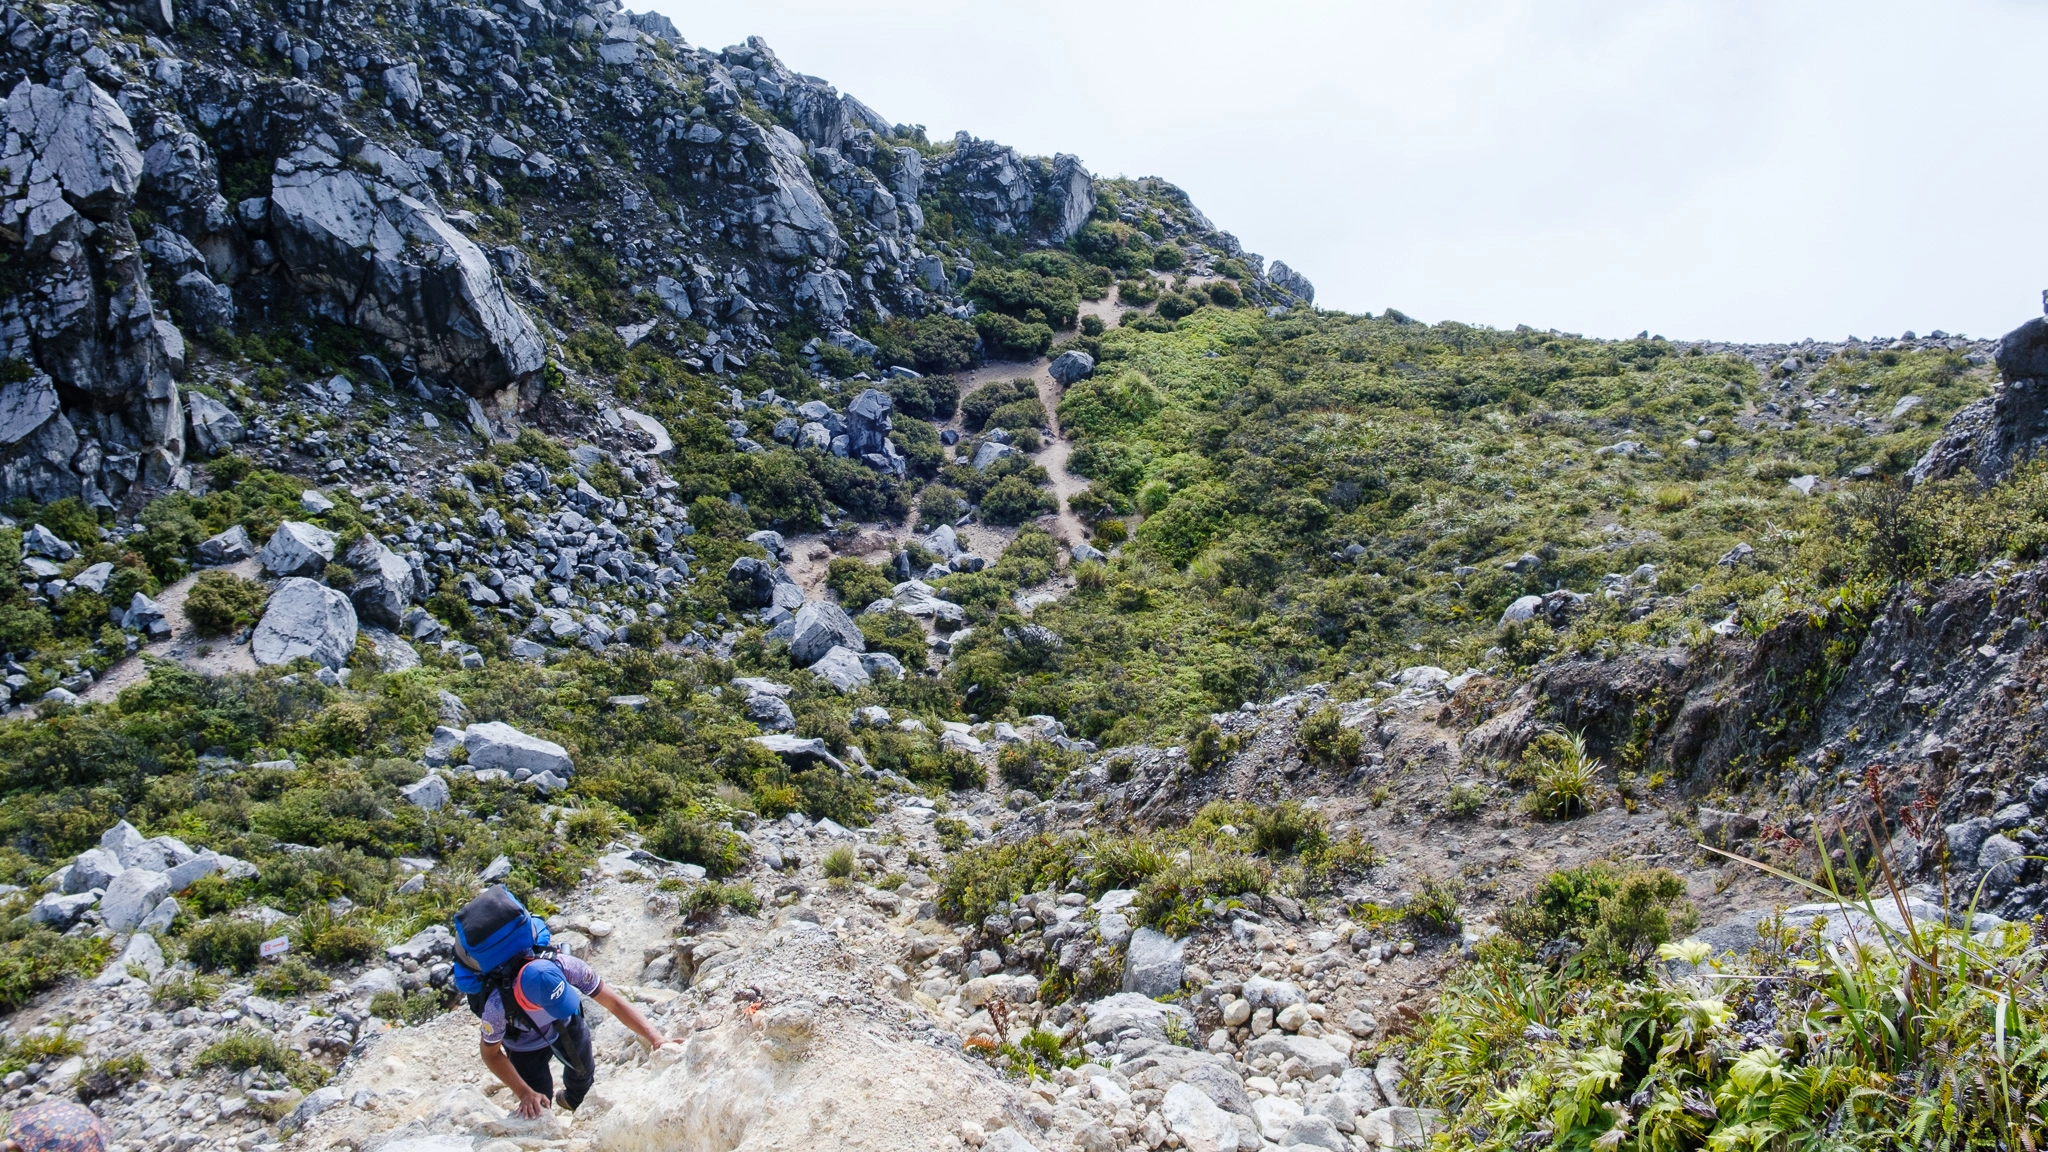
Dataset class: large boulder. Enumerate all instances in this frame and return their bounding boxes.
[1245,1033,1347,1080]
[1268,261,1315,305]
[749,734,850,773]
[845,388,904,475]
[727,557,802,610]
[259,521,335,577]
[196,524,255,565]
[1049,350,1095,386]
[1122,928,1186,998]
[251,577,358,669]
[185,390,244,456]
[464,721,573,777]
[808,645,871,693]
[345,536,416,629]
[1162,1083,1240,1152]
[1083,993,1194,1049]
[64,847,123,894]
[267,140,544,397]
[100,866,171,932]
[790,601,865,665]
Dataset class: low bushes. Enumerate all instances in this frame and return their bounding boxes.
[184,570,268,636]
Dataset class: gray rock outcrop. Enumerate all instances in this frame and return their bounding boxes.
[463,721,573,777]
[259,521,335,577]
[345,536,417,629]
[267,139,544,398]
[251,577,358,669]
[1049,350,1095,386]
[790,601,864,665]
[1911,316,2048,486]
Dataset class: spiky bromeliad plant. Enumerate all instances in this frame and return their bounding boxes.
[1408,823,2048,1150]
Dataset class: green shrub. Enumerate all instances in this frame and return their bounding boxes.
[1206,281,1242,307]
[196,1029,326,1089]
[981,476,1055,525]
[646,811,747,878]
[934,817,971,852]
[985,397,1046,432]
[1115,279,1159,307]
[920,485,967,527]
[0,924,107,1011]
[794,767,873,827]
[1298,705,1361,769]
[1150,244,1185,271]
[826,557,895,609]
[1405,876,1463,933]
[73,1053,148,1101]
[184,918,267,973]
[961,379,1039,431]
[682,882,759,919]
[1444,783,1489,818]
[822,845,857,879]
[1079,315,1106,337]
[150,971,221,1009]
[368,988,444,1025]
[1248,801,1329,857]
[1155,293,1201,321]
[974,313,1054,360]
[252,955,325,997]
[996,742,1077,795]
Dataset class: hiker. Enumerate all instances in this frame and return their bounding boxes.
[453,886,671,1117]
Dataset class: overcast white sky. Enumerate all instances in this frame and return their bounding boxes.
[645,1,2048,343]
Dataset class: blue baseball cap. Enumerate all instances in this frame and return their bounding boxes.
[513,960,575,1022]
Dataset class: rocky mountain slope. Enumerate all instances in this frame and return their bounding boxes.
[0,0,2043,1149]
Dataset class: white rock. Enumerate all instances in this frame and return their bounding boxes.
[257,521,336,577]
[252,577,358,669]
[100,866,171,932]
[790,600,865,665]
[400,774,450,811]
[1163,1082,1240,1152]
[808,644,871,692]
[464,721,573,777]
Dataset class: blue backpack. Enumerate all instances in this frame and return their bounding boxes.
[450,885,552,998]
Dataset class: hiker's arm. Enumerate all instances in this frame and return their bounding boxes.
[480,1041,550,1117]
[591,984,669,1048]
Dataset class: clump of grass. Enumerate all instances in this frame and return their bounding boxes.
[1444,782,1489,818]
[73,1053,148,1101]
[150,972,220,1009]
[183,918,267,973]
[682,883,759,920]
[253,955,327,997]
[1298,705,1361,770]
[1404,877,1463,934]
[196,1029,326,1090]
[822,845,858,880]
[0,1027,81,1075]
[1411,831,2035,1149]
[1522,731,1599,819]
[369,988,445,1025]
[934,817,971,852]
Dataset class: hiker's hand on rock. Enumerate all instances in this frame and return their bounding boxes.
[516,1087,551,1118]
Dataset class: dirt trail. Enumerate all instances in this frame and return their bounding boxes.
[83,558,262,704]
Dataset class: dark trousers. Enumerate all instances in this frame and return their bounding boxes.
[505,1013,594,1108]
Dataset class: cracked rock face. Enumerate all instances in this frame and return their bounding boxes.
[267,139,544,398]
[0,71,184,506]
